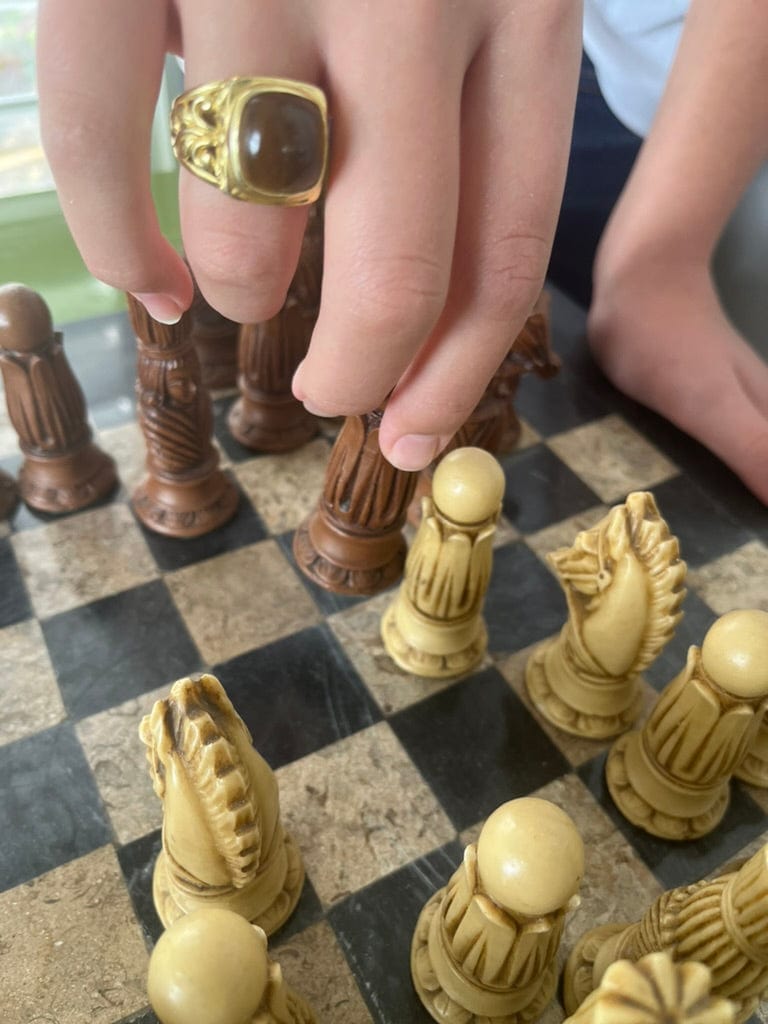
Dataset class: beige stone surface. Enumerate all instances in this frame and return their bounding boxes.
[516,417,541,451]
[548,416,677,503]
[234,436,331,533]
[688,541,768,614]
[11,503,158,618]
[274,920,374,1023]
[329,592,482,715]
[0,618,65,745]
[166,539,320,664]
[277,721,454,906]
[1,845,150,1024]
[97,420,149,495]
[76,685,169,845]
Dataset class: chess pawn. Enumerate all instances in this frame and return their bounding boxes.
[563,843,768,1024]
[148,908,316,1024]
[228,204,322,452]
[526,491,686,739]
[128,295,238,538]
[0,283,117,512]
[606,609,768,840]
[140,674,304,935]
[188,277,239,390]
[382,447,505,678]
[293,408,418,594]
[563,953,735,1024]
[734,707,768,788]
[412,798,584,1024]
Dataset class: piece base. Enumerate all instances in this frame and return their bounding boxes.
[152,831,305,937]
[132,469,239,538]
[19,445,118,514]
[605,733,730,840]
[381,604,486,680]
[292,515,406,596]
[525,644,642,740]
[0,469,19,519]
[228,395,318,453]
[562,923,626,1016]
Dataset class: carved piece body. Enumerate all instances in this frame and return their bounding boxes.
[188,280,239,390]
[128,295,238,538]
[525,492,686,739]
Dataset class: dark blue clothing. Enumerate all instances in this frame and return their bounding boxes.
[548,54,642,308]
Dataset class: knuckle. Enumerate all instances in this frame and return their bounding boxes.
[478,231,551,322]
[190,235,290,320]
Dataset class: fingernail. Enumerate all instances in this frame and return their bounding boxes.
[132,292,184,325]
[387,433,443,472]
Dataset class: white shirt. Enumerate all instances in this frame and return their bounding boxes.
[583,0,688,137]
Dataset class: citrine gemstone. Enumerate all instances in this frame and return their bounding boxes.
[238,91,325,195]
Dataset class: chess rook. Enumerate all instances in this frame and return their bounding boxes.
[128,294,238,538]
[564,843,768,1024]
[228,205,322,452]
[526,491,686,739]
[734,707,768,788]
[148,908,316,1024]
[0,283,117,512]
[293,409,418,595]
[606,609,768,840]
[382,447,505,678]
[140,674,304,935]
[563,953,735,1024]
[412,798,584,1023]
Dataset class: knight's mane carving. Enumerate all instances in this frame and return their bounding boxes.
[141,675,262,886]
[550,493,686,675]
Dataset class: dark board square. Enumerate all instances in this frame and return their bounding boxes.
[115,1011,158,1024]
[501,445,600,534]
[328,841,463,1024]
[117,828,164,946]
[138,484,267,572]
[485,540,566,655]
[578,752,768,890]
[213,623,381,769]
[0,537,32,627]
[42,580,202,719]
[514,366,609,438]
[653,474,752,569]
[0,723,111,889]
[390,667,570,831]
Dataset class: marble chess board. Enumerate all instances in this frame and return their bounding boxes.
[1,287,766,1024]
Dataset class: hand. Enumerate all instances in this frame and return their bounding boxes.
[37,0,582,470]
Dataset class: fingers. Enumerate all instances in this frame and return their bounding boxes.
[178,0,321,322]
[379,1,583,469]
[291,4,480,417]
[37,0,192,319]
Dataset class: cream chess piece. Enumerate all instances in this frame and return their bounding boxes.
[140,673,304,934]
[382,446,505,678]
[411,797,584,1023]
[563,843,768,1024]
[148,908,316,1024]
[734,706,768,788]
[606,609,768,839]
[525,491,686,738]
[563,953,735,1024]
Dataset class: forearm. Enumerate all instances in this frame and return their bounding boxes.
[607,0,768,260]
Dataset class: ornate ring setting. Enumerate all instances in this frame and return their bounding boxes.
[170,76,328,206]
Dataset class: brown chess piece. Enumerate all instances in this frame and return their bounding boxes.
[127,295,238,538]
[228,205,322,452]
[188,278,239,391]
[0,469,18,520]
[293,409,418,595]
[0,283,117,513]
[451,292,558,455]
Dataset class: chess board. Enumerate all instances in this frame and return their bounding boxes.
[1,286,766,1024]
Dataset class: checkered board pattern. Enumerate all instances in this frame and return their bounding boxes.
[1,287,766,1024]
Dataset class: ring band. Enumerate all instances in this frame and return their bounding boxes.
[170,76,328,206]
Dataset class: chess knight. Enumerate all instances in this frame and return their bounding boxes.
[526,491,686,738]
[140,674,304,935]
[564,843,768,1024]
[412,799,584,1023]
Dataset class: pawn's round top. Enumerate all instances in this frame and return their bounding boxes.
[476,797,584,918]
[147,908,269,1024]
[432,447,505,525]
[0,283,54,353]
[701,609,768,699]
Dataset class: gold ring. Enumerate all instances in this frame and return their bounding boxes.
[170,76,328,206]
